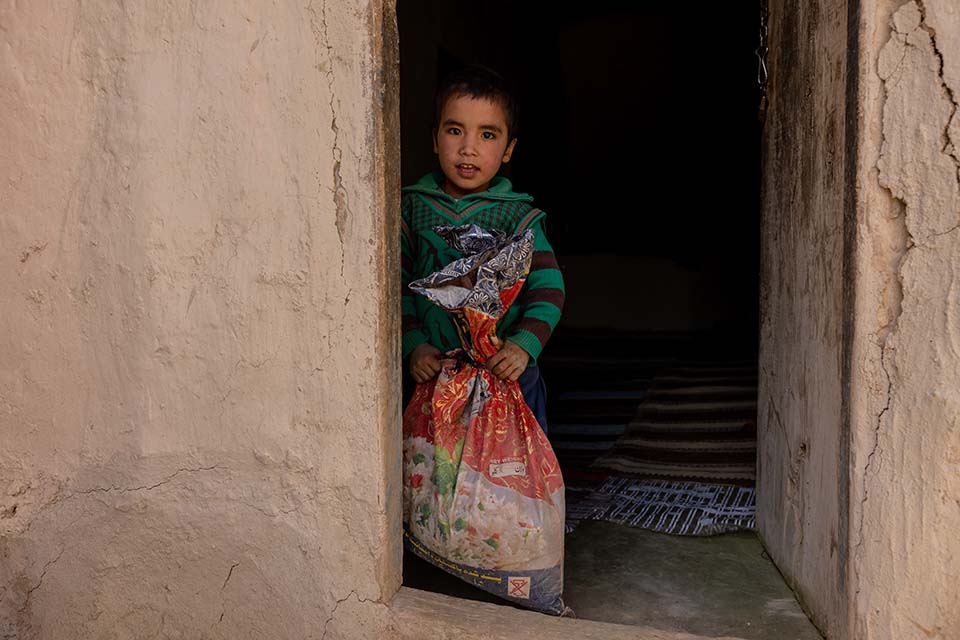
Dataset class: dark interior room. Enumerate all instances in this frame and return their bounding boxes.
[399,0,762,340]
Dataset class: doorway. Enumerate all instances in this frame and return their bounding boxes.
[396,2,818,637]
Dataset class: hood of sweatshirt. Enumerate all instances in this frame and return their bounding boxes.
[402,172,534,211]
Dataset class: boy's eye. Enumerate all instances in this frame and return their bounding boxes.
[481,131,496,140]
[446,127,461,135]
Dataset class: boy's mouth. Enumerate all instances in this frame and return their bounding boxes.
[456,163,480,178]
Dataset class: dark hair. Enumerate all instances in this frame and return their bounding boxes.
[434,65,519,139]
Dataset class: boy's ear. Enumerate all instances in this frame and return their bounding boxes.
[502,138,518,163]
[432,129,439,154]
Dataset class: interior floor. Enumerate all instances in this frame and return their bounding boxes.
[564,522,820,638]
[404,523,820,639]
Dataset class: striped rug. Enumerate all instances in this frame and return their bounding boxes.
[538,334,675,532]
[590,365,758,485]
[540,331,699,476]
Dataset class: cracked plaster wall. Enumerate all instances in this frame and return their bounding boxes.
[762,0,960,638]
[757,0,851,637]
[7,0,957,638]
[850,0,960,637]
[0,1,402,638]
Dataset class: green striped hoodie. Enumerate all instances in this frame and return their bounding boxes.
[401,172,565,363]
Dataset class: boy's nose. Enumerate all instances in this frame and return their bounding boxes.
[460,135,479,155]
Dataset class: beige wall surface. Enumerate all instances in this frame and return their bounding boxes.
[761,0,960,637]
[851,0,960,637]
[757,0,851,636]
[5,0,960,639]
[0,1,402,637]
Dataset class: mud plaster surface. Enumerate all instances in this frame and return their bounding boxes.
[757,0,850,636]
[0,2,793,638]
[851,1,960,638]
[760,1,960,638]
[1,1,402,638]
[4,1,960,639]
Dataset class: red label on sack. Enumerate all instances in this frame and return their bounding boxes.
[508,576,531,599]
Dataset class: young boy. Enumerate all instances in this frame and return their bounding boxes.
[401,65,564,431]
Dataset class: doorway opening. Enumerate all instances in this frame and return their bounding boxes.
[397,2,817,637]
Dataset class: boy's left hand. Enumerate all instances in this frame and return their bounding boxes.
[486,340,530,382]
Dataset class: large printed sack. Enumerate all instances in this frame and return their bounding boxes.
[402,224,567,615]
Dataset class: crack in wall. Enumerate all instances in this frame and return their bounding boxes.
[858,198,910,552]
[854,345,892,574]
[221,561,240,591]
[319,590,379,640]
[308,0,350,279]
[51,465,222,505]
[878,1,959,237]
[211,561,240,629]
[17,547,65,613]
[237,485,337,519]
[931,222,960,237]
[880,34,909,89]
[916,1,960,174]
[860,2,917,598]
[239,501,279,519]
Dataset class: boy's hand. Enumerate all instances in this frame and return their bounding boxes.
[410,343,443,383]
[486,340,529,382]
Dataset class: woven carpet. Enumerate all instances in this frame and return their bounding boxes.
[538,331,693,532]
[590,364,758,485]
[566,478,757,536]
[567,362,759,535]
[539,330,759,535]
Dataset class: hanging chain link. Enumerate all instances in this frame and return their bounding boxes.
[756,0,770,122]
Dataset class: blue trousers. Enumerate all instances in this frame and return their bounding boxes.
[517,365,549,435]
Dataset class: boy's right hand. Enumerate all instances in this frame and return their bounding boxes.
[410,343,443,383]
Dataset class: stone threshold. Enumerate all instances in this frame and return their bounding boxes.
[388,587,749,640]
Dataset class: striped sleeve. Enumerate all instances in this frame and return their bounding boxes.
[401,211,429,358]
[507,217,565,361]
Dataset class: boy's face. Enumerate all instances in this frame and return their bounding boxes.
[433,94,517,198]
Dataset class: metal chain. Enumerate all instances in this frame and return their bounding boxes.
[756,0,769,122]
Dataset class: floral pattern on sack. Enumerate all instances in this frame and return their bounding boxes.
[402,224,565,576]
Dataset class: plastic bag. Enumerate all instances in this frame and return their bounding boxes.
[402,224,567,615]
